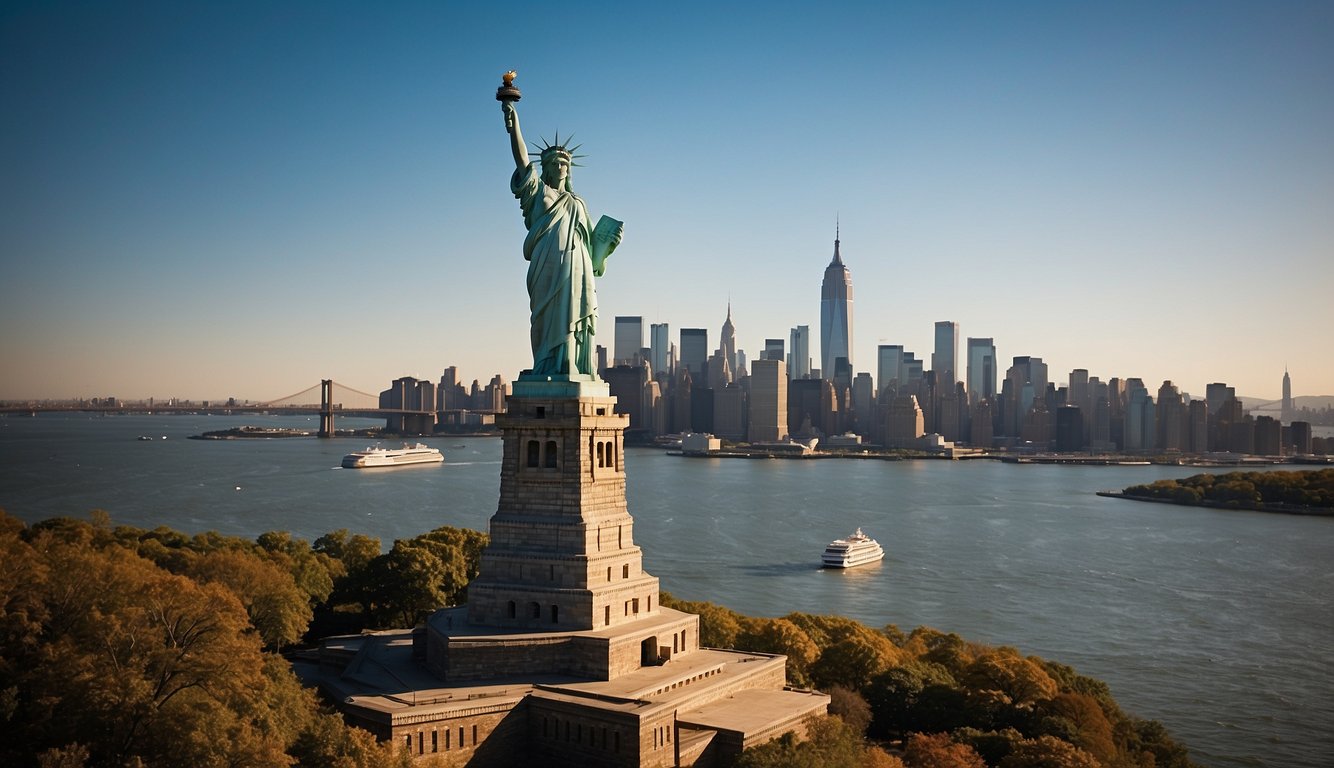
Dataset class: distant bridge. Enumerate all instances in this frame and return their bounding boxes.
[1,380,437,437]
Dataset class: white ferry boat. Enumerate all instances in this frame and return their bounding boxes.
[821,528,885,569]
[341,443,444,469]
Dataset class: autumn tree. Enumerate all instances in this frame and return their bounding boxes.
[736,617,820,686]
[903,732,987,768]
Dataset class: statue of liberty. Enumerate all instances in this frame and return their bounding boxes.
[499,73,622,378]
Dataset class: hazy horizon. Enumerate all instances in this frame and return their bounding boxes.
[3,2,1331,403]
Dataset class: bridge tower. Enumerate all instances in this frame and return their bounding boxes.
[318,379,335,438]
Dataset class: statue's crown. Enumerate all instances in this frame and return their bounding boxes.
[531,132,584,166]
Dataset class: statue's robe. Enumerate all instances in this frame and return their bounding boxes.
[512,163,596,376]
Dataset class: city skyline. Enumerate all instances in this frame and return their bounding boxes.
[3,2,1332,402]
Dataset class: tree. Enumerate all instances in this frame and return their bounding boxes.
[812,633,899,691]
[1038,693,1116,764]
[903,732,987,768]
[826,685,873,735]
[736,617,819,686]
[963,649,1059,707]
[735,716,868,768]
[189,548,312,650]
[366,540,450,627]
[998,735,1100,768]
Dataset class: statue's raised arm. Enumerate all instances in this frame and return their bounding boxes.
[502,101,526,170]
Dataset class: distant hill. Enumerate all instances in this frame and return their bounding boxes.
[1240,395,1334,412]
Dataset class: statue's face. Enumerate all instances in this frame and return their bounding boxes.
[542,155,570,188]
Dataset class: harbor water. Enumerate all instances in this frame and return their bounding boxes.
[2,413,1330,768]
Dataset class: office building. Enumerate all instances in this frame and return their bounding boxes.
[931,321,959,385]
[965,338,995,407]
[877,345,905,400]
[649,323,670,376]
[763,338,785,362]
[820,227,853,379]
[749,359,788,443]
[789,325,811,379]
[851,372,875,436]
[679,328,708,380]
[884,395,924,449]
[713,383,747,441]
[613,316,643,366]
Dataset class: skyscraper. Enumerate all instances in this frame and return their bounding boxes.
[763,338,785,361]
[1282,368,1293,423]
[820,227,853,379]
[965,338,995,407]
[877,345,905,399]
[931,321,959,385]
[720,303,737,376]
[613,316,643,366]
[679,328,708,379]
[649,323,670,376]
[789,325,811,379]
[749,359,788,443]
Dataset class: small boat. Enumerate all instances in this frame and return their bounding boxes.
[821,528,885,569]
[341,443,444,469]
[136,435,154,441]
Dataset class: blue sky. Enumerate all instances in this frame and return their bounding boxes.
[2,1,1331,402]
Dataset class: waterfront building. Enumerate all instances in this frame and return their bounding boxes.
[932,321,959,386]
[965,338,995,407]
[969,399,994,448]
[1002,357,1046,438]
[614,316,644,366]
[851,372,875,436]
[1289,421,1313,454]
[1157,381,1185,452]
[819,228,853,379]
[1021,399,1053,448]
[649,323,670,376]
[1123,380,1154,451]
[672,368,694,434]
[884,395,924,449]
[380,376,436,435]
[1255,415,1282,456]
[1055,405,1083,452]
[789,325,811,379]
[749,359,787,443]
[712,383,747,442]
[1188,399,1208,453]
[788,378,824,438]
[679,329,708,380]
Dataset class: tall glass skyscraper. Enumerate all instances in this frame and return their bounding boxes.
[966,337,996,406]
[932,321,959,384]
[613,316,643,366]
[649,323,670,376]
[789,325,810,379]
[877,344,905,398]
[820,228,853,379]
[679,328,708,379]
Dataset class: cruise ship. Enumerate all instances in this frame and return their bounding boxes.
[341,443,444,469]
[821,528,885,569]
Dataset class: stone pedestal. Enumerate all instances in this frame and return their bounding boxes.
[455,375,662,663]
